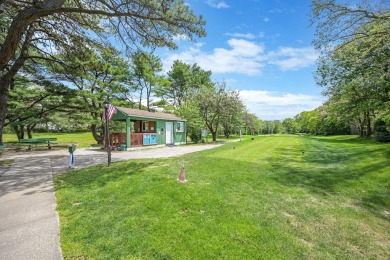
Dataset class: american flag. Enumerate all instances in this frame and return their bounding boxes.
[102,104,116,122]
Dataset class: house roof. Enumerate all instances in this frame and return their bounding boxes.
[116,107,184,121]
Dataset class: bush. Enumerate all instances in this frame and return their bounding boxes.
[189,128,202,144]
[374,119,390,142]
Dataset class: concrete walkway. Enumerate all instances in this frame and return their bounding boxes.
[0,143,223,259]
[0,156,62,260]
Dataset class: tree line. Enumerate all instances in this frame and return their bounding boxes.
[1,0,389,144]
[309,0,390,141]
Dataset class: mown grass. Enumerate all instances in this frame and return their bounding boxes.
[2,132,97,148]
[55,135,390,259]
[3,132,238,149]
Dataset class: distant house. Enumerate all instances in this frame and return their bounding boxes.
[110,107,186,149]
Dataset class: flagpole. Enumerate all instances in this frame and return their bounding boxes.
[103,100,111,166]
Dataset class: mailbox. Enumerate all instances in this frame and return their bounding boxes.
[68,144,77,153]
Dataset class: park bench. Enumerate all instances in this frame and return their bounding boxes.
[19,138,58,151]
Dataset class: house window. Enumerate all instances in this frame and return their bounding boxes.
[142,121,149,131]
[177,122,184,132]
[130,122,135,132]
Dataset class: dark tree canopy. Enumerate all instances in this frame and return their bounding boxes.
[0,0,206,69]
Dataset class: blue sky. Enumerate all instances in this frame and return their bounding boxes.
[158,0,325,120]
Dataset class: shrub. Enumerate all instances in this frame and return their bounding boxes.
[374,119,390,142]
[189,128,202,144]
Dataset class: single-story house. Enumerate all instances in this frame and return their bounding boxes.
[109,107,186,149]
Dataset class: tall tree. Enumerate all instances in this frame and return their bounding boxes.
[316,22,390,136]
[282,118,300,134]
[159,60,213,106]
[241,111,259,136]
[312,0,390,136]
[273,120,284,134]
[130,51,165,111]
[294,110,321,134]
[263,121,275,134]
[6,73,76,139]
[50,45,131,144]
[0,0,206,145]
[197,82,243,141]
[176,99,204,143]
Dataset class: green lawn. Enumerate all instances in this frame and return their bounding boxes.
[55,135,390,259]
[2,132,97,148]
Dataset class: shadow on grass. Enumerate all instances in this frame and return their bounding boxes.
[385,148,390,159]
[269,147,387,191]
[308,135,376,145]
[361,188,390,211]
[55,161,154,191]
[267,138,390,219]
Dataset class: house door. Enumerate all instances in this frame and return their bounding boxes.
[166,122,173,144]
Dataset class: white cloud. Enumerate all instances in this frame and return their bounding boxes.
[267,47,317,71]
[223,78,237,85]
[206,0,230,9]
[263,17,270,22]
[224,32,256,39]
[163,40,317,75]
[163,38,266,76]
[131,97,162,106]
[268,8,283,13]
[268,8,296,14]
[240,90,324,120]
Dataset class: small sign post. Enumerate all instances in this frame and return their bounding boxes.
[68,144,76,168]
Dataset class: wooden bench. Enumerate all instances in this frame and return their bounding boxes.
[19,138,58,151]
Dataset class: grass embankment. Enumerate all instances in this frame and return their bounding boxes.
[55,135,390,259]
[2,132,96,148]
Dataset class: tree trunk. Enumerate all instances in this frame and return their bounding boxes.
[12,125,25,140]
[91,124,103,144]
[211,131,217,142]
[0,25,35,145]
[138,89,143,110]
[27,124,34,139]
[147,94,150,111]
[357,117,364,137]
[146,85,151,111]
[366,112,372,137]
[0,78,11,145]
